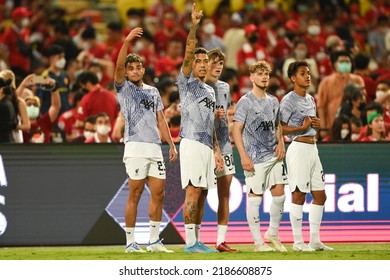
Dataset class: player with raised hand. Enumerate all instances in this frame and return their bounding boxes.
[114,27,178,253]
[178,3,224,253]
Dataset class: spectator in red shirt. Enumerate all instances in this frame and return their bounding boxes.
[80,26,110,60]
[154,39,183,77]
[374,79,390,129]
[153,8,187,57]
[106,21,126,64]
[354,53,377,104]
[303,17,326,63]
[76,71,118,130]
[1,7,32,79]
[237,24,272,95]
[84,112,112,143]
[272,19,299,70]
[57,91,84,142]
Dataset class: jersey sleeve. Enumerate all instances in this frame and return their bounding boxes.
[233,96,249,124]
[279,96,293,124]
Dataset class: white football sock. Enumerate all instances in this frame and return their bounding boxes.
[149,220,160,244]
[309,204,324,244]
[269,195,285,236]
[247,196,263,244]
[290,203,304,243]
[195,224,201,241]
[125,227,135,246]
[185,224,196,247]
[217,224,228,245]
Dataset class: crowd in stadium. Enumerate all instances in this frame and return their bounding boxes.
[0,0,389,143]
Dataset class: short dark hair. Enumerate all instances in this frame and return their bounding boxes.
[95,112,110,120]
[126,8,145,17]
[107,21,122,32]
[194,47,208,55]
[365,101,383,114]
[354,53,370,70]
[330,50,351,65]
[77,71,99,86]
[81,26,96,40]
[46,44,64,57]
[287,60,310,79]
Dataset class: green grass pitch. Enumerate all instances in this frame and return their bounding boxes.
[1,243,389,260]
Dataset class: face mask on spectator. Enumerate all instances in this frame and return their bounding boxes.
[55,58,66,69]
[337,62,352,73]
[308,25,321,36]
[83,130,94,139]
[21,18,30,27]
[351,133,360,141]
[96,72,102,82]
[27,105,39,119]
[163,20,175,29]
[376,90,385,99]
[340,128,349,139]
[96,125,111,136]
[295,49,307,59]
[203,23,216,35]
[133,40,144,52]
[81,41,91,51]
[128,19,141,29]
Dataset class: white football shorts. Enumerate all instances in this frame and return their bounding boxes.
[180,138,216,189]
[286,141,325,193]
[245,156,287,195]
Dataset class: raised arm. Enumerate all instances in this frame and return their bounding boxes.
[182,3,203,76]
[114,27,143,85]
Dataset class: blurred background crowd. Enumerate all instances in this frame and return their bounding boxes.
[0,0,389,144]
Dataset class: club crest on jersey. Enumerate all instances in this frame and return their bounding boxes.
[140,99,155,111]
[199,97,215,111]
[255,120,274,131]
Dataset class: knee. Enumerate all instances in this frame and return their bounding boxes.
[151,190,165,203]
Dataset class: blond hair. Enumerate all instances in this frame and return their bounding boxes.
[248,60,272,74]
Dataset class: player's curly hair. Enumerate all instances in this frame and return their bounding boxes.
[125,53,144,67]
[249,60,272,74]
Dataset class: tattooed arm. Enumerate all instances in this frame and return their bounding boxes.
[182,3,202,76]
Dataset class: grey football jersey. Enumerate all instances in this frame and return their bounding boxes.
[177,71,216,149]
[279,91,317,140]
[234,92,279,164]
[115,81,163,144]
[208,80,232,155]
